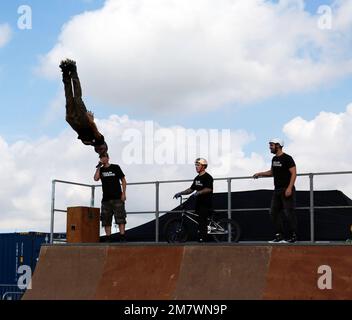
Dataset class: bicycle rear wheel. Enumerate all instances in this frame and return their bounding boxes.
[164,217,188,243]
[212,218,241,243]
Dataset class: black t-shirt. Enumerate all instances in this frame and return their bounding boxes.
[100,164,125,201]
[190,172,213,208]
[271,153,296,189]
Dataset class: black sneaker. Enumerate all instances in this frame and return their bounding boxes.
[59,60,70,73]
[59,60,67,69]
[269,233,287,243]
[286,233,297,243]
[59,59,76,72]
[64,59,76,72]
[119,234,126,242]
[198,238,205,243]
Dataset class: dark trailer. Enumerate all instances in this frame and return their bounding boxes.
[0,232,65,300]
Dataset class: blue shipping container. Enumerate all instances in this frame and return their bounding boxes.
[0,232,65,300]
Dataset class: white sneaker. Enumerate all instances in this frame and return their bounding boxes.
[268,234,286,243]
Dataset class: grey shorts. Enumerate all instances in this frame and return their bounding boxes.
[101,199,126,226]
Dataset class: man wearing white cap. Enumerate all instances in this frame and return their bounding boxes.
[253,139,297,243]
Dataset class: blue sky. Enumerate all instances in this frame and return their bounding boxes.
[0,0,349,149]
[0,0,105,142]
[1,0,352,232]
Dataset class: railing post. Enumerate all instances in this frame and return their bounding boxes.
[309,173,314,243]
[227,178,232,242]
[155,182,160,243]
[90,186,95,207]
[50,180,56,244]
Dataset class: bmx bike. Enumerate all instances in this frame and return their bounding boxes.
[164,197,241,243]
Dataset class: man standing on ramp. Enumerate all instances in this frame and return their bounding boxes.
[59,58,108,156]
[253,139,297,243]
[174,158,213,242]
[94,152,127,242]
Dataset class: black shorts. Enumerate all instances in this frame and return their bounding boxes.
[101,199,126,226]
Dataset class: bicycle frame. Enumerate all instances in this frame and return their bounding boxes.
[178,197,229,235]
[180,209,200,225]
[164,197,240,242]
[178,197,199,224]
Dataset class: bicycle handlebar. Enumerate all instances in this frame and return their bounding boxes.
[178,196,191,205]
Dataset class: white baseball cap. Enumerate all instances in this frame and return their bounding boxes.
[269,138,284,147]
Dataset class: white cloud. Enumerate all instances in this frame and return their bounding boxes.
[3,104,352,233]
[38,0,352,113]
[0,24,11,48]
[283,103,352,193]
[0,115,265,233]
[284,103,352,171]
[333,0,352,31]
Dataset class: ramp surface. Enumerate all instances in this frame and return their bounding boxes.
[23,244,352,300]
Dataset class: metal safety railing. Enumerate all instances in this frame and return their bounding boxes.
[50,171,352,244]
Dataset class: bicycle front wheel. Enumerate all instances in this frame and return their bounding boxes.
[164,217,188,243]
[212,218,241,243]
